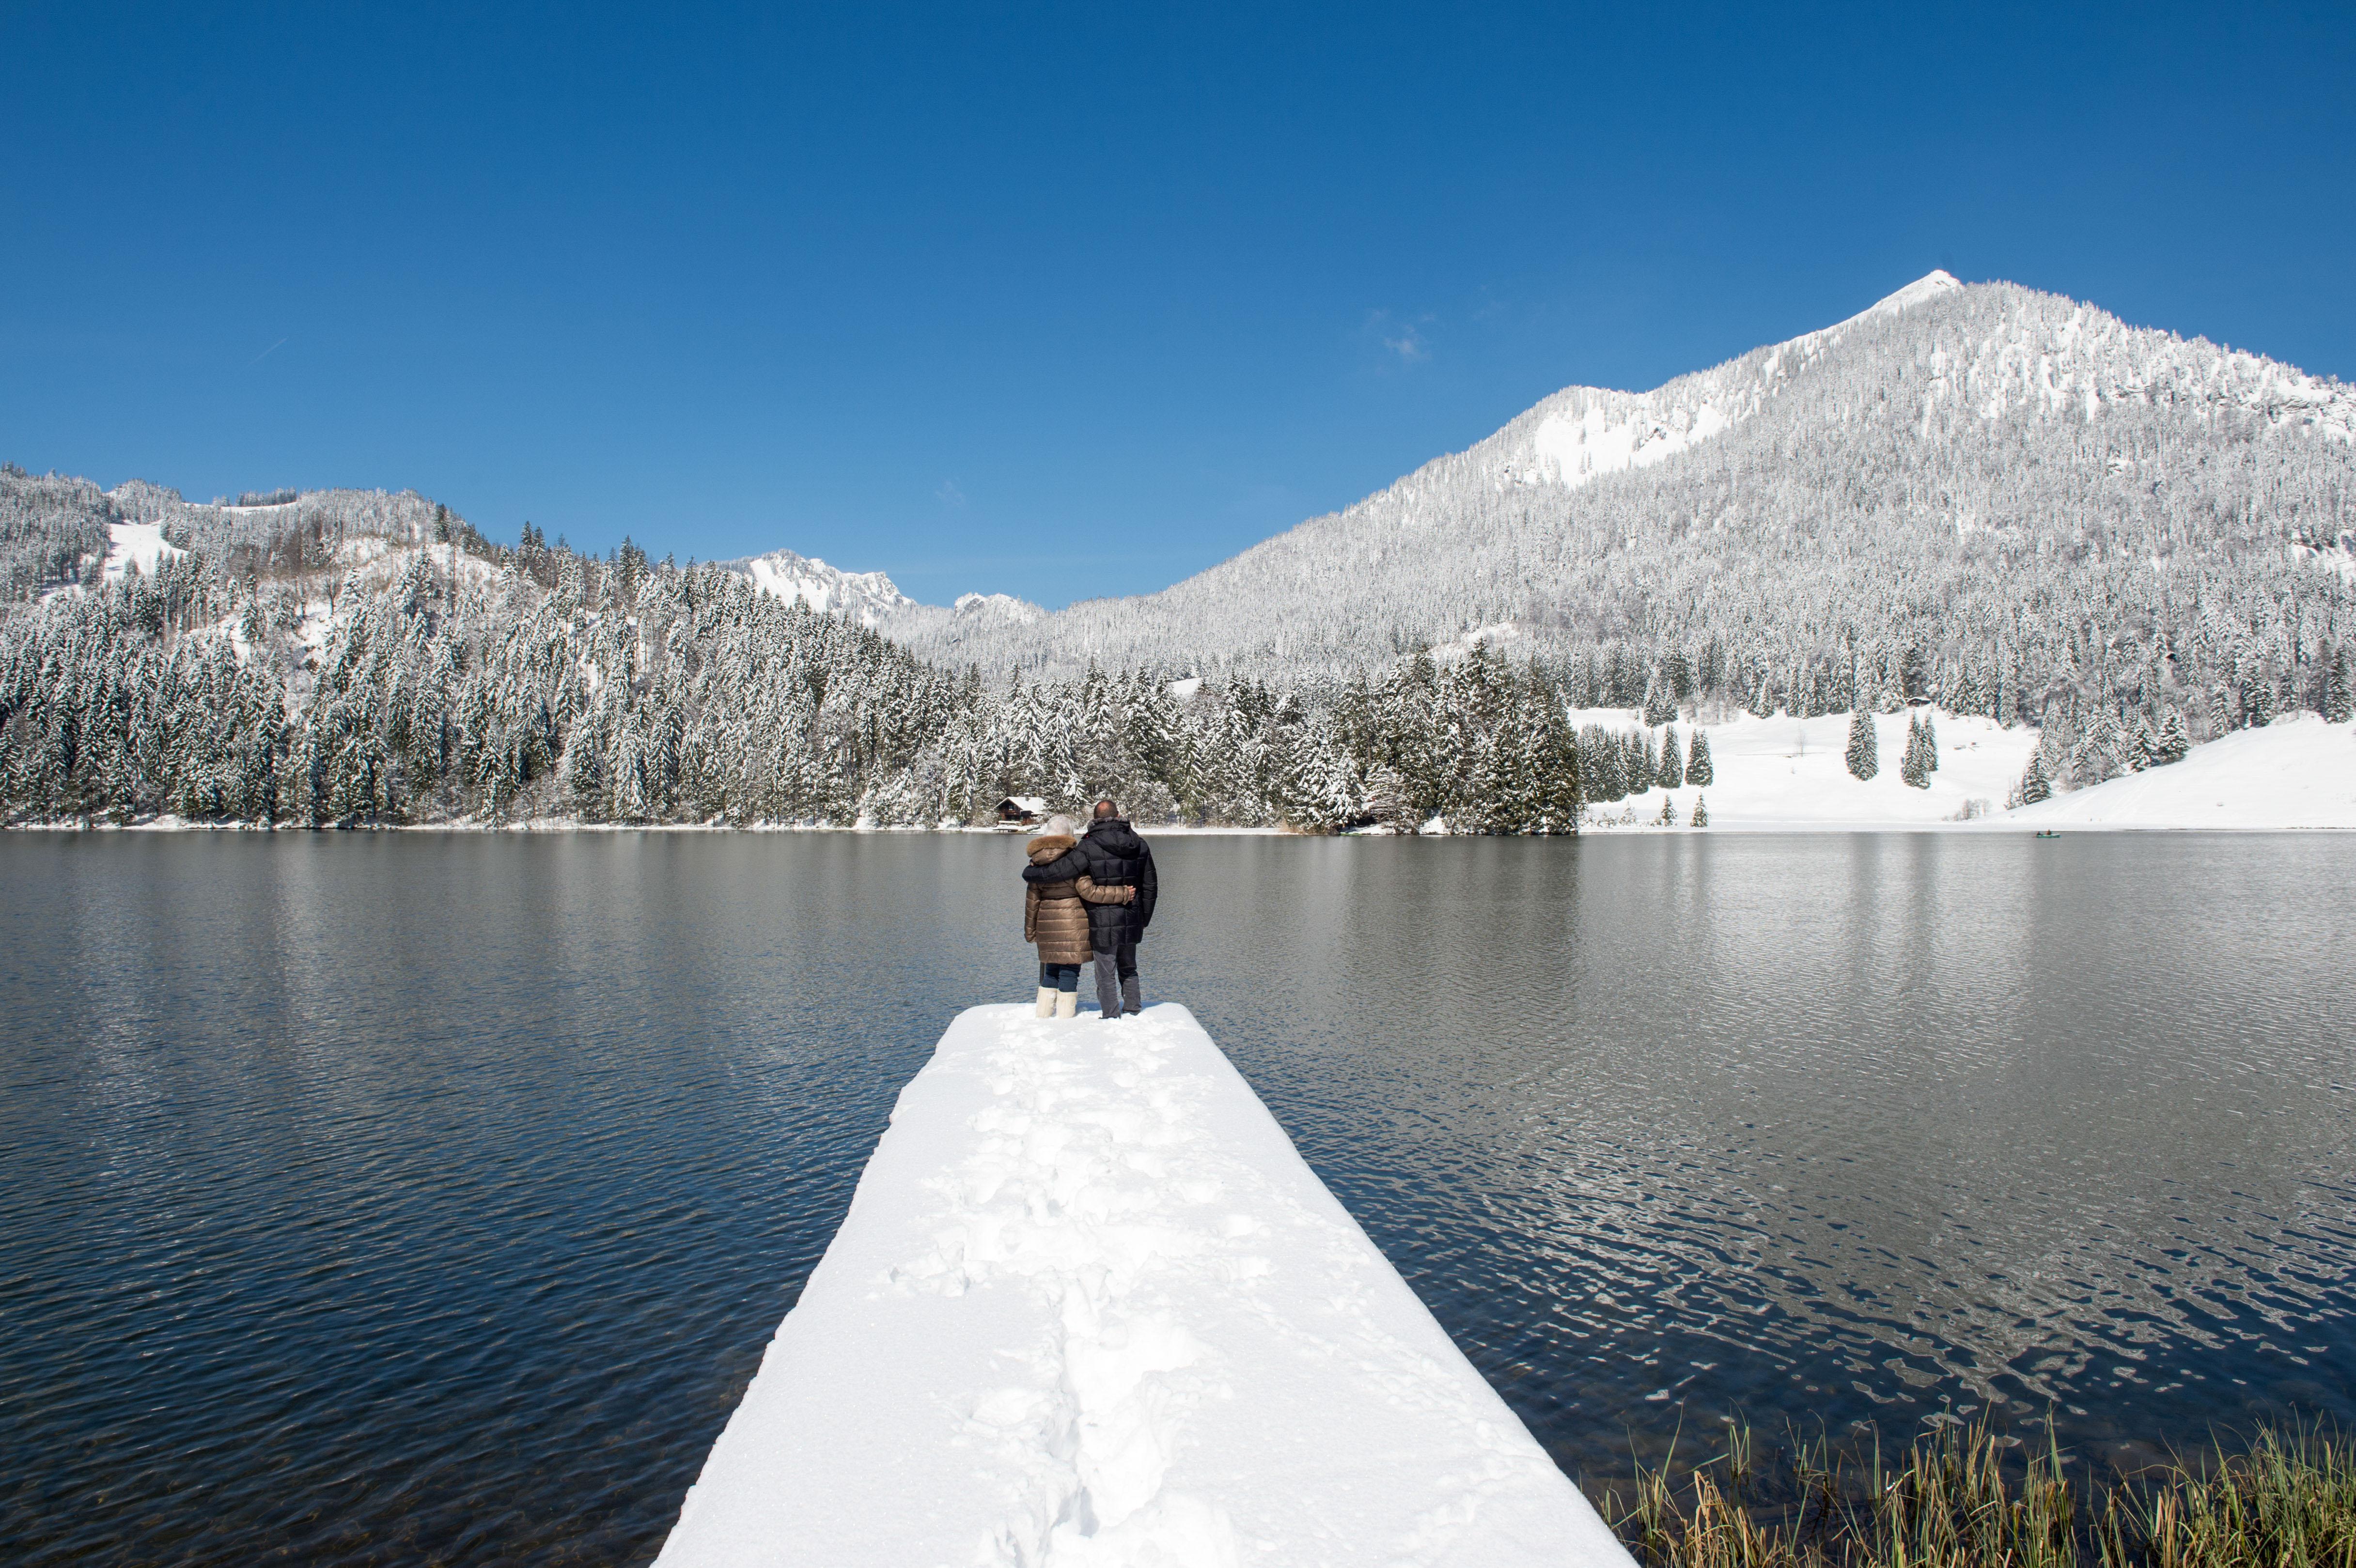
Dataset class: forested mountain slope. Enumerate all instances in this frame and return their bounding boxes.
[0,471,1586,830]
[882,273,2356,717]
[2,269,2352,833]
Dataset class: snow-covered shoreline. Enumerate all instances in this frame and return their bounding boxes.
[10,818,2351,836]
[0,818,1301,835]
[10,707,2350,837]
[1552,707,2356,833]
[655,1004,1631,1568]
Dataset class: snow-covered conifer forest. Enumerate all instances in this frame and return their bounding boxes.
[3,273,2352,831]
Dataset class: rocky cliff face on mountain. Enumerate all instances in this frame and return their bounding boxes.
[713,547,918,629]
[712,550,1051,649]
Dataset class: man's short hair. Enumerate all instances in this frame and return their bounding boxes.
[1093,798,1119,819]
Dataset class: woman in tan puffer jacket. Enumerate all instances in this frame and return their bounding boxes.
[1025,816,1133,1017]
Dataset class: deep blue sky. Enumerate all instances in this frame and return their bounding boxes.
[4,3,2350,606]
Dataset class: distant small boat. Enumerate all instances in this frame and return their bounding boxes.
[2034,830,2062,838]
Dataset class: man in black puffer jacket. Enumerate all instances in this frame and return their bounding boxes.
[1077,798,1157,1018]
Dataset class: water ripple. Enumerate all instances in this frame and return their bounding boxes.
[3,831,2352,1561]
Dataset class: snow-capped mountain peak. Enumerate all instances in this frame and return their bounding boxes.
[713,549,1054,637]
[718,547,916,627]
[1501,272,1966,496]
[871,271,2356,680]
[689,272,2354,680]
[1856,268,1963,321]
[952,591,1045,625]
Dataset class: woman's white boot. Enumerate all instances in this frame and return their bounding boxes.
[1034,986,1058,1018]
[1054,990,1078,1019]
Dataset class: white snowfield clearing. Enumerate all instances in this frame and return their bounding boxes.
[1577,708,2355,831]
[104,520,185,583]
[656,1005,1629,1568]
[2009,712,2356,830]
[1575,708,2037,829]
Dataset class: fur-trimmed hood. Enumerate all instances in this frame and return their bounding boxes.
[1026,834,1077,865]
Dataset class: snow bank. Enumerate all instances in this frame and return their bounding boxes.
[2009,712,2356,829]
[1575,708,2036,829]
[656,1005,1628,1568]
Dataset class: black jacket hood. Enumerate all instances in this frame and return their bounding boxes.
[1084,818,1145,854]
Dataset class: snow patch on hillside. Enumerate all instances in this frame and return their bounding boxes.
[1531,399,1733,490]
[1432,621,1525,659]
[656,1004,1627,1568]
[103,521,185,583]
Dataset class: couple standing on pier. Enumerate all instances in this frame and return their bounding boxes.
[1022,800,1158,1020]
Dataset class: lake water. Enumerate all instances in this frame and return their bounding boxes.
[4,832,2352,1564]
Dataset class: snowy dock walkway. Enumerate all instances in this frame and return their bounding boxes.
[656,1003,1631,1568]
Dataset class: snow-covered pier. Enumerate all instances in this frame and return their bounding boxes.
[656,1004,1631,1568]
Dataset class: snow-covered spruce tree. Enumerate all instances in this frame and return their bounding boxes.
[2034,722,2074,794]
[1642,677,1676,728]
[1531,707,1582,834]
[1654,794,1677,825]
[1664,647,1695,705]
[1920,711,1937,768]
[1357,763,1408,831]
[2330,651,2354,723]
[1482,661,1572,833]
[1845,707,1878,781]
[2153,709,2191,765]
[1899,716,1930,789]
[1685,728,1713,786]
[1656,723,1684,789]
[1609,646,1643,707]
[1689,794,1708,826]
[2014,751,2052,806]
[2080,708,2133,785]
[1276,715,1360,834]
[1580,725,1623,802]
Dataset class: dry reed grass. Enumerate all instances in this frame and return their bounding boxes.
[1597,1418,2356,1568]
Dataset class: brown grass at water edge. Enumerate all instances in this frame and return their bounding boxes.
[1595,1418,2356,1568]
